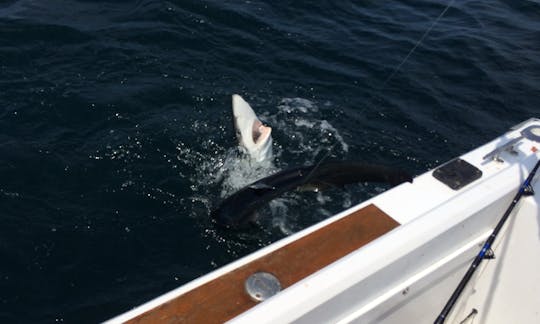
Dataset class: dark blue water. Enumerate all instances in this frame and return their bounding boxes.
[1,0,539,322]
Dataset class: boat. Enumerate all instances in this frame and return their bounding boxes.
[106,118,540,324]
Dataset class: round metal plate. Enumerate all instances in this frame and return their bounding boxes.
[244,272,281,302]
[521,125,540,142]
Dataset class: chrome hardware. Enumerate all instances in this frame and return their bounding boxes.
[483,125,540,162]
[245,272,281,302]
[483,137,520,162]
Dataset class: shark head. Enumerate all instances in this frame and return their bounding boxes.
[232,94,273,162]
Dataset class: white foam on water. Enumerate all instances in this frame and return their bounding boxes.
[264,98,349,162]
[268,198,294,236]
[217,149,277,198]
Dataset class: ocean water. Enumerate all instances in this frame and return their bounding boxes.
[0,0,539,322]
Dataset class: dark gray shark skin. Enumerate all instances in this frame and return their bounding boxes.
[211,161,413,229]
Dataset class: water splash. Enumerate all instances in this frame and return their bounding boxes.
[176,97,352,237]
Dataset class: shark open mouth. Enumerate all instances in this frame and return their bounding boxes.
[252,120,271,145]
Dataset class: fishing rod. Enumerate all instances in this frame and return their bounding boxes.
[434,159,540,324]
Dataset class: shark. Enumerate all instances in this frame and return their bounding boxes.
[214,95,413,230]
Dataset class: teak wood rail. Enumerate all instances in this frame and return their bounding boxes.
[128,204,399,323]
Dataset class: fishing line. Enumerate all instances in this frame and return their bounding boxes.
[356,0,455,115]
[303,143,337,183]
[381,0,456,88]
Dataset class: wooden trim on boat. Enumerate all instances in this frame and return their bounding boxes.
[127,204,399,324]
